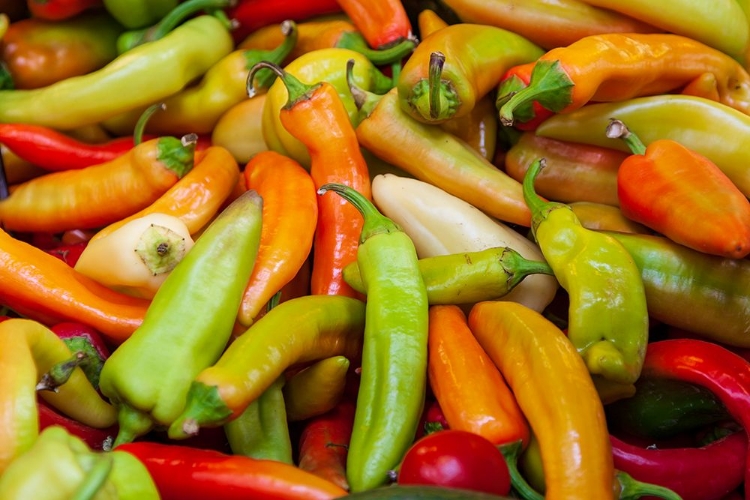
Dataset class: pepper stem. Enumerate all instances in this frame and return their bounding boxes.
[498,60,574,126]
[247,61,317,107]
[346,59,382,119]
[133,102,166,146]
[501,247,555,292]
[36,351,89,392]
[113,404,154,447]
[499,440,544,500]
[135,223,190,275]
[318,183,401,243]
[0,61,13,90]
[605,119,647,155]
[428,51,446,120]
[167,381,235,439]
[522,158,548,217]
[69,454,114,500]
[337,31,417,66]
[615,470,683,500]
[245,20,299,91]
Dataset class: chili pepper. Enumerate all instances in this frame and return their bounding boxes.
[344,246,553,306]
[606,376,731,441]
[283,355,350,422]
[495,63,554,131]
[415,399,451,438]
[118,440,349,499]
[0,425,160,500]
[0,15,233,130]
[46,241,87,267]
[211,94,269,164]
[417,8,449,37]
[0,318,117,473]
[0,135,195,233]
[51,322,110,390]
[1,145,46,184]
[1,12,123,90]
[37,398,115,451]
[642,338,750,499]
[227,0,342,43]
[89,146,240,242]
[370,173,557,311]
[238,150,317,327]
[569,202,650,234]
[610,431,747,500]
[396,23,543,124]
[102,0,178,29]
[498,34,750,127]
[605,231,750,346]
[26,0,103,20]
[524,157,649,392]
[315,182,428,492]
[167,294,365,436]
[249,61,371,298]
[428,305,529,447]
[297,400,356,492]
[74,213,195,299]
[468,301,614,499]
[99,190,264,447]
[261,47,392,168]
[504,132,624,206]
[607,119,750,259]
[224,375,294,463]
[336,0,414,49]
[535,95,750,198]
[0,228,150,343]
[681,71,722,101]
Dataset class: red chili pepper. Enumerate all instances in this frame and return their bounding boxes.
[117,441,349,500]
[227,0,342,44]
[496,62,555,131]
[46,242,87,267]
[335,0,413,49]
[50,322,111,387]
[37,397,115,450]
[26,0,104,20]
[415,399,450,439]
[642,338,750,500]
[610,431,747,500]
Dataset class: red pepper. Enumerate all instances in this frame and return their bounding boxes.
[415,399,450,439]
[51,322,111,387]
[642,338,750,500]
[335,0,413,49]
[46,242,87,267]
[37,397,115,450]
[610,431,747,500]
[496,62,555,131]
[117,441,349,500]
[227,0,342,44]
[27,0,104,20]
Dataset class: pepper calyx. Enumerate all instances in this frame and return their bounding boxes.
[166,381,234,439]
[155,134,197,179]
[498,60,574,126]
[135,224,189,275]
[407,52,460,123]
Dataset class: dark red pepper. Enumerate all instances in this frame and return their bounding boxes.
[27,0,104,20]
[415,399,450,439]
[227,0,342,44]
[38,397,116,450]
[51,322,111,389]
[46,241,88,267]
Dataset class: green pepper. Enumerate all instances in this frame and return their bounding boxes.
[523,158,649,396]
[605,377,731,440]
[103,0,179,29]
[99,190,264,447]
[0,426,159,499]
[318,182,429,492]
[0,15,233,130]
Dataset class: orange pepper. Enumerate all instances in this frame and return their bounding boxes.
[569,202,650,234]
[237,150,318,327]
[417,9,449,37]
[427,305,529,447]
[335,0,413,49]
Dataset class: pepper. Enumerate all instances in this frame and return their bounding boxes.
[26,0,103,20]
[523,157,649,392]
[167,294,365,435]
[0,134,195,233]
[0,426,160,500]
[468,301,615,499]
[534,95,750,198]
[316,182,428,492]
[344,246,553,306]
[417,8,449,37]
[74,213,195,299]
[497,34,750,126]
[437,0,658,50]
[335,0,414,49]
[495,63,554,130]
[46,241,88,267]
[0,318,117,474]
[370,173,557,312]
[396,23,543,123]
[98,190,264,446]
[118,440,349,499]
[438,94,499,162]
[283,356,350,422]
[605,231,750,347]
[606,119,750,259]
[37,398,115,451]
[249,60,372,298]
[569,202,650,234]
[0,15,233,130]
[0,12,123,90]
[428,305,529,447]
[211,94,269,164]
[102,0,178,29]
[0,229,150,343]
[51,322,111,390]
[227,0,342,43]
[238,150,317,327]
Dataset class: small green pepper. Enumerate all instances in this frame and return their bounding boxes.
[318,182,429,493]
[102,0,179,29]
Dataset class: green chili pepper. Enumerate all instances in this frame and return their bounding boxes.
[99,190,264,447]
[0,15,233,130]
[523,158,649,392]
[318,182,429,493]
[103,0,179,29]
[605,376,731,440]
[343,246,553,305]
[605,231,750,347]
[224,375,293,464]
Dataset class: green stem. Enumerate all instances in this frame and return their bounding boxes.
[346,59,383,119]
[616,470,683,500]
[428,51,446,120]
[246,61,316,105]
[245,20,299,91]
[605,119,647,155]
[498,59,574,126]
[113,404,154,447]
[167,381,234,439]
[317,183,400,241]
[499,441,544,500]
[521,157,548,216]
[337,31,417,66]
[70,455,114,500]
[0,62,13,90]
[133,102,166,145]
[36,352,88,392]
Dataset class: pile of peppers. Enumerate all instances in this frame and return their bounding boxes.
[3,0,750,498]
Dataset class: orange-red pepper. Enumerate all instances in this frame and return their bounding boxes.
[237,150,318,327]
[335,0,413,49]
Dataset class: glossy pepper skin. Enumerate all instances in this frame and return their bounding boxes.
[27,0,104,20]
[1,12,123,90]
[318,183,429,492]
[99,190,264,447]
[227,0,342,43]
[335,0,414,49]
[607,119,750,259]
[397,23,543,123]
[498,33,750,126]
[0,15,233,130]
[283,356,350,422]
[523,158,649,393]
[102,0,177,29]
